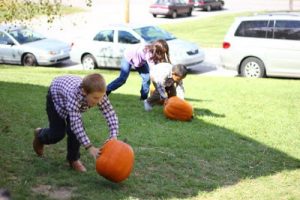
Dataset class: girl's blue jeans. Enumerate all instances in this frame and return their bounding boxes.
[106,58,150,100]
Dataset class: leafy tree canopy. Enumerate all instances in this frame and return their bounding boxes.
[0,0,92,23]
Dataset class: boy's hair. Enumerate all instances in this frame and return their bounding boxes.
[82,73,106,94]
[172,64,188,79]
[145,39,171,64]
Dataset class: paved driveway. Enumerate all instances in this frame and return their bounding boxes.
[31,0,300,76]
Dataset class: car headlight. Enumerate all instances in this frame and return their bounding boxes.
[48,51,58,55]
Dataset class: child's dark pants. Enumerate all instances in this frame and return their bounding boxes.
[147,79,177,106]
[38,91,81,162]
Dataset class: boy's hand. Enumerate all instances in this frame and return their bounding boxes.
[88,146,100,160]
[97,137,117,158]
[163,98,168,106]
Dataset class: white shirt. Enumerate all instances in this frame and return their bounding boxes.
[150,62,185,99]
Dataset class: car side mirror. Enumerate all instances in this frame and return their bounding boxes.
[130,39,140,44]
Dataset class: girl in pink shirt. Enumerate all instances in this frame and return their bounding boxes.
[106,39,170,100]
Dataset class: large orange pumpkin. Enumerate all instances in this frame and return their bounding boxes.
[96,139,134,183]
[164,96,193,121]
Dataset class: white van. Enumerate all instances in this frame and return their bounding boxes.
[220,13,300,78]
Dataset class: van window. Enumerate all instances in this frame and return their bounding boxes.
[266,20,274,38]
[235,20,269,38]
[274,20,300,40]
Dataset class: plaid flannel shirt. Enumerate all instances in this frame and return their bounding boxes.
[50,75,119,146]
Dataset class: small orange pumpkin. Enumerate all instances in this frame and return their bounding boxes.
[96,139,134,183]
[164,96,193,121]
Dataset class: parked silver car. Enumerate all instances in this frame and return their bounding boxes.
[0,25,71,66]
[70,24,205,70]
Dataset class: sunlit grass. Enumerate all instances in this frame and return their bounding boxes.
[0,65,299,199]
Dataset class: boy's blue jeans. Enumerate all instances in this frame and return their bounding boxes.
[106,58,150,100]
[38,91,80,162]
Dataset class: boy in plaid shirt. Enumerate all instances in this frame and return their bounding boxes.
[33,73,119,172]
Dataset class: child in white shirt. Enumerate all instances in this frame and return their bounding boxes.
[144,63,188,111]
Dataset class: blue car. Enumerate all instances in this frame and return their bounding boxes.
[0,25,71,66]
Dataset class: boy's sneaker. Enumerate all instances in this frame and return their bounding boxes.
[144,100,153,111]
[33,128,44,157]
[69,160,87,172]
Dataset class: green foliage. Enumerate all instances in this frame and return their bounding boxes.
[0,0,91,23]
[0,0,59,23]
[0,66,299,199]
[86,0,92,7]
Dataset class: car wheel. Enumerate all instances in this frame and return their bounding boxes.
[152,14,157,17]
[205,5,211,11]
[240,57,266,78]
[22,53,37,66]
[82,54,97,70]
[171,11,177,18]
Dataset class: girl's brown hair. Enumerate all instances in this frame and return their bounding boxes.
[145,39,171,64]
[82,73,106,94]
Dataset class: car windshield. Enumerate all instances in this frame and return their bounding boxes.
[8,28,46,44]
[134,26,176,42]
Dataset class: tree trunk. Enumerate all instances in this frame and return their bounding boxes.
[124,0,130,23]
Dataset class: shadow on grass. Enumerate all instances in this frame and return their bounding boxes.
[0,81,299,200]
[194,108,226,118]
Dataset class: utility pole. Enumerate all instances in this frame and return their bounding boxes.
[125,0,130,23]
[289,0,293,11]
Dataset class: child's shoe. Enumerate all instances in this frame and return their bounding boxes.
[144,100,153,111]
[69,160,87,172]
[33,128,44,157]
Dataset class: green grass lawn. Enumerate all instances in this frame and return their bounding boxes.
[160,12,253,48]
[0,66,299,199]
